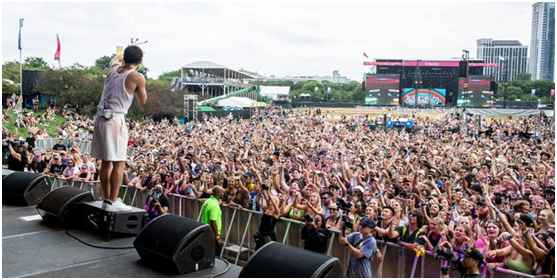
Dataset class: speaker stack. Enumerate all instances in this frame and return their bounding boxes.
[133,214,215,275]
[3,170,51,206]
[239,242,343,278]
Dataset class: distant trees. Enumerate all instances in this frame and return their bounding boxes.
[496,79,555,103]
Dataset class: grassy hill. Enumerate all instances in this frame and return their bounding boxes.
[2,109,69,139]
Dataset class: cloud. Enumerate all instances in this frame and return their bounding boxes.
[2,2,535,81]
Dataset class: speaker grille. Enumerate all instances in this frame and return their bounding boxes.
[135,214,205,256]
[3,171,51,206]
[239,242,342,278]
[133,214,215,275]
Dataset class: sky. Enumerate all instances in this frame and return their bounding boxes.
[2,1,536,82]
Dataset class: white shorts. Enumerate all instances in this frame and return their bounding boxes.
[90,113,128,161]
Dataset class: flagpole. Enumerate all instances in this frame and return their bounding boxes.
[19,48,22,96]
[18,18,24,97]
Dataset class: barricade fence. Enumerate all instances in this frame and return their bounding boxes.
[35,138,92,155]
[43,176,533,277]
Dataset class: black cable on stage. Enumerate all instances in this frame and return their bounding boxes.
[212,256,232,278]
[65,229,135,250]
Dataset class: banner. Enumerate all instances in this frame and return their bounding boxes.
[18,18,24,50]
[54,34,61,61]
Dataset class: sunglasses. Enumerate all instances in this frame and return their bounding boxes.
[139,170,145,172]
[329,208,338,211]
[408,213,417,217]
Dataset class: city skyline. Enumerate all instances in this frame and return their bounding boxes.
[2,2,539,82]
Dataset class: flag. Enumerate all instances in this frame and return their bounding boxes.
[531,89,536,96]
[551,89,555,96]
[363,52,369,58]
[54,34,61,61]
[18,18,24,50]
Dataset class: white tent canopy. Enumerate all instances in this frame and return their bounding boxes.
[465,108,554,117]
[214,96,262,108]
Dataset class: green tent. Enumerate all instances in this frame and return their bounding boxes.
[197,106,216,111]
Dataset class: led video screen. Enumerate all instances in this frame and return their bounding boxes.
[400,88,447,107]
[456,76,493,107]
[364,74,400,105]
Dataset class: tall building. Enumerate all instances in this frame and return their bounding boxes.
[476,38,529,82]
[529,2,555,81]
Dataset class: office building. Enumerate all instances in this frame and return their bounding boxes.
[476,38,529,82]
[529,2,555,81]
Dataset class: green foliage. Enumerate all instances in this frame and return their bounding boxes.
[94,55,114,71]
[2,60,21,82]
[515,73,531,81]
[157,70,181,84]
[2,80,19,94]
[495,79,555,103]
[24,57,50,70]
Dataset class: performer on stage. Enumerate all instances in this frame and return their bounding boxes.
[91,45,148,211]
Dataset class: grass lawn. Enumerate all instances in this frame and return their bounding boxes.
[2,109,69,139]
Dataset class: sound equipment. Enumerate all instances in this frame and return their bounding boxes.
[3,171,51,206]
[490,81,498,95]
[2,168,16,179]
[238,242,343,278]
[133,214,215,275]
[81,201,148,240]
[36,186,94,227]
[459,60,468,78]
[22,70,43,94]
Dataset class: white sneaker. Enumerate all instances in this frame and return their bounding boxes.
[104,198,132,212]
[101,199,111,210]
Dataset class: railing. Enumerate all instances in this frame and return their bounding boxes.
[35,138,92,155]
[43,176,534,278]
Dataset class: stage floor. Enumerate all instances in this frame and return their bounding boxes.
[2,204,241,278]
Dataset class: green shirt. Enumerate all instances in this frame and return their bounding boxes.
[463,272,482,278]
[201,195,222,236]
[395,225,426,245]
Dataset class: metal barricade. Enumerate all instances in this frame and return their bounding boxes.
[32,174,538,276]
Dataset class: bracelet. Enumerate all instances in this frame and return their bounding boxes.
[344,243,349,247]
[495,210,501,215]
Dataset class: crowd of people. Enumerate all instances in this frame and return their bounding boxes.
[3,105,555,277]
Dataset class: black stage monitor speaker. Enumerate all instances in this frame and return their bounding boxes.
[81,201,148,237]
[239,242,343,278]
[36,186,95,227]
[2,168,16,179]
[133,214,215,275]
[3,171,51,206]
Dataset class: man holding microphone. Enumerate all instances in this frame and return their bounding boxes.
[91,45,147,211]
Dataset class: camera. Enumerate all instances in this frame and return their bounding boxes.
[151,187,163,203]
[303,214,314,223]
[261,184,270,191]
[433,245,462,276]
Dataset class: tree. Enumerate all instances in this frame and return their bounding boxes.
[94,55,114,71]
[24,57,50,70]
[515,73,531,81]
[2,80,18,94]
[157,69,181,85]
[2,61,21,82]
